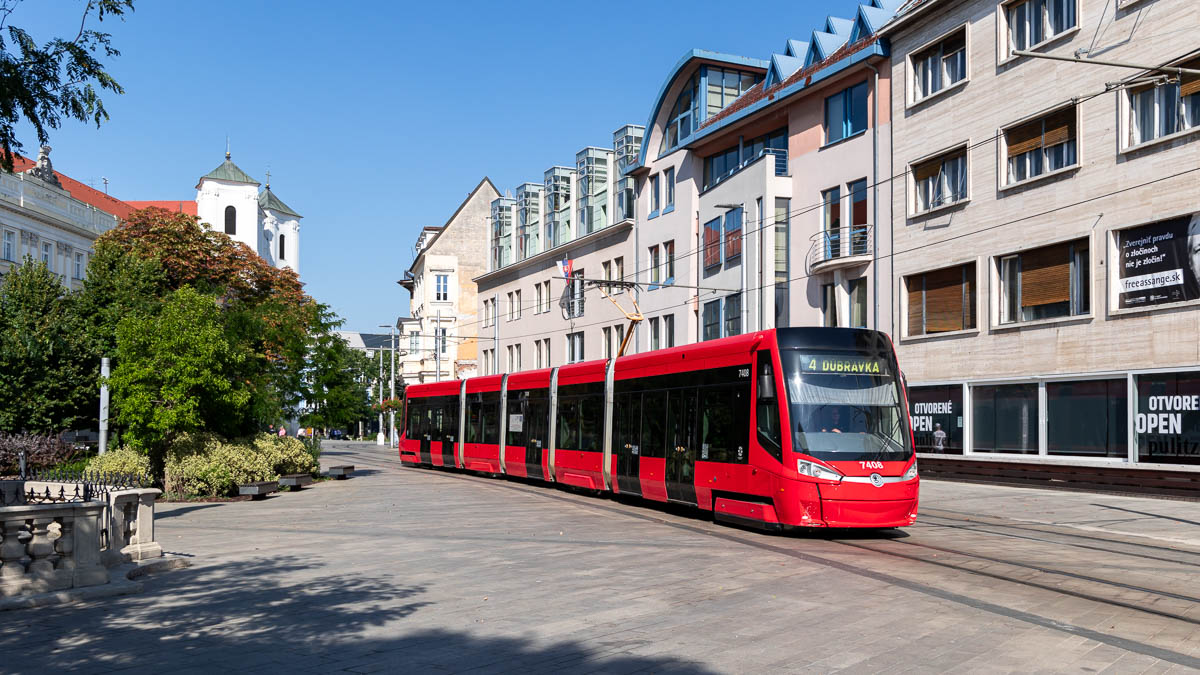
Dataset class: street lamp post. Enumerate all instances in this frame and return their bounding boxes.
[380,323,397,447]
[376,347,385,445]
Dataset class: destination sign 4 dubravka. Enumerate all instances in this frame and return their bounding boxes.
[799,355,885,374]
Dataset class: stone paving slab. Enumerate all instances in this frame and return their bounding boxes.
[0,441,1197,674]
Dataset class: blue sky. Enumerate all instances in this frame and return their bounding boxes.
[15,0,866,333]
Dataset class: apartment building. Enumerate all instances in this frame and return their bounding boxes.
[474,134,642,374]
[398,177,499,384]
[0,147,130,289]
[625,1,900,352]
[881,0,1200,467]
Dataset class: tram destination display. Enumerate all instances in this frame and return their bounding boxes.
[1117,214,1200,309]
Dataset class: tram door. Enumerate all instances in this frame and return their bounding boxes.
[525,395,548,480]
[440,400,459,467]
[665,389,698,504]
[613,392,641,496]
[418,404,432,464]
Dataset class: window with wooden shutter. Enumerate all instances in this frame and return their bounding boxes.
[1041,108,1075,147]
[1006,119,1043,158]
[1180,58,1200,98]
[913,159,941,182]
[905,262,976,336]
[1020,242,1071,309]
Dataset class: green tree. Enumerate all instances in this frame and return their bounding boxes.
[302,313,374,432]
[0,258,91,433]
[109,287,252,469]
[0,0,135,172]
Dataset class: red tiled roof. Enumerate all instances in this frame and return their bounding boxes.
[700,33,881,132]
[11,155,138,220]
[126,200,198,216]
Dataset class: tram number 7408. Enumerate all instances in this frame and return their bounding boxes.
[859,461,884,470]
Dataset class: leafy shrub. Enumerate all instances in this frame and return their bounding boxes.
[250,433,317,476]
[164,432,271,498]
[84,446,151,477]
[0,433,77,475]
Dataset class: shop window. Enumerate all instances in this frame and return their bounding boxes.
[910,27,967,103]
[1005,106,1077,185]
[1135,372,1200,465]
[1047,379,1127,457]
[973,383,1039,454]
[998,238,1089,324]
[908,385,964,454]
[912,147,967,214]
[906,262,976,336]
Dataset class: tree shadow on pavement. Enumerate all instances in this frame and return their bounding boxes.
[0,555,718,674]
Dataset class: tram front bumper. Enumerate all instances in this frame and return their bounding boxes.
[816,479,919,528]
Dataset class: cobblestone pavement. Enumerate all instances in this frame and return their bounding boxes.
[3,441,1200,673]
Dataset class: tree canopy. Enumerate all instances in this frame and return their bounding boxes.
[0,0,134,172]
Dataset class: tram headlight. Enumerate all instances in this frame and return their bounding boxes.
[904,459,919,481]
[796,459,842,482]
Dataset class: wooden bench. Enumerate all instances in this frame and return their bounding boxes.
[278,473,313,490]
[326,465,354,480]
[238,481,278,500]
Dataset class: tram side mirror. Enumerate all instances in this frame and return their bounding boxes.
[758,373,775,399]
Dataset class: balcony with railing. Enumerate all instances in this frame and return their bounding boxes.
[807,224,873,274]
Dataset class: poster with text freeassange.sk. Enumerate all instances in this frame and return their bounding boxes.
[1117,214,1200,309]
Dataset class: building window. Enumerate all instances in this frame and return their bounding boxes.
[74,252,84,279]
[1005,106,1078,184]
[724,208,743,261]
[912,147,967,214]
[822,186,841,259]
[774,199,790,328]
[613,257,624,293]
[536,340,545,369]
[702,127,787,190]
[542,280,552,313]
[1127,59,1200,147]
[436,327,447,354]
[603,327,612,359]
[435,274,449,301]
[661,241,675,285]
[224,205,236,235]
[534,283,543,315]
[661,72,699,152]
[602,261,612,292]
[703,217,722,268]
[911,27,967,103]
[705,67,758,119]
[614,324,625,356]
[824,81,868,144]
[567,270,585,318]
[998,239,1089,324]
[703,145,741,191]
[649,246,661,285]
[279,233,286,260]
[41,242,53,271]
[1048,379,1127,458]
[702,300,721,341]
[665,167,675,207]
[409,331,419,352]
[514,344,522,371]
[1005,0,1076,56]
[907,262,977,336]
[650,174,660,214]
[2,231,13,261]
[506,292,514,321]
[649,317,661,350]
[507,346,514,372]
[849,278,868,328]
[973,383,1039,454]
[514,290,521,319]
[566,332,584,363]
[664,314,675,347]
[724,293,742,337]
[822,283,838,327]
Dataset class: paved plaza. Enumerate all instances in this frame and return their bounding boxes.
[2,441,1200,673]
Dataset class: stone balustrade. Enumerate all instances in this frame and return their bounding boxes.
[106,488,163,563]
[0,501,109,597]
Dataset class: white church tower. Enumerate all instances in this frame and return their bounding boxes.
[194,151,302,274]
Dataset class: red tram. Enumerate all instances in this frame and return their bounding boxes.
[399,327,919,529]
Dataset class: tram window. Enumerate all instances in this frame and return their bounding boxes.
[701,385,752,463]
[506,397,524,446]
[481,393,501,444]
[756,353,783,463]
[641,391,668,458]
[407,402,420,437]
[446,401,460,439]
[558,399,579,450]
[466,396,482,443]
[579,395,602,451]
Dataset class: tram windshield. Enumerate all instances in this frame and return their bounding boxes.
[781,351,911,462]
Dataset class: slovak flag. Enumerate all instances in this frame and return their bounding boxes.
[557,258,573,279]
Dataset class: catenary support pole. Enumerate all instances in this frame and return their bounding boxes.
[376,348,384,445]
[99,357,110,455]
[389,326,396,446]
[436,309,442,382]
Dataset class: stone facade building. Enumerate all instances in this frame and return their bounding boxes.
[881,0,1200,466]
[399,177,499,384]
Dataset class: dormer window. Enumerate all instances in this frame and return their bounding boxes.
[224,205,236,235]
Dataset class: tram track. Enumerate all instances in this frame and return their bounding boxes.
[333,444,1200,669]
